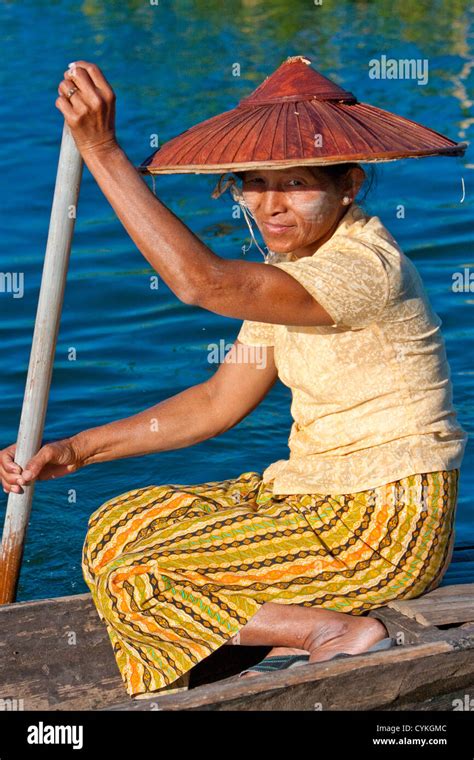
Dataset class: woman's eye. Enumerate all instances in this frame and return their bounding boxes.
[243,177,304,187]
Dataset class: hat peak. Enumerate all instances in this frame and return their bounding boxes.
[239,55,357,106]
[284,55,312,65]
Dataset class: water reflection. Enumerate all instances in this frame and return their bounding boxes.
[0,0,472,600]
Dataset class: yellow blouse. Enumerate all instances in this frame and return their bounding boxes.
[237,202,468,495]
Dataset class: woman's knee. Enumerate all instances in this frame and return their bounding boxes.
[81,523,101,586]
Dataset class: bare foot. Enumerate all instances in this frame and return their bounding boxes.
[239,616,388,677]
[307,616,388,663]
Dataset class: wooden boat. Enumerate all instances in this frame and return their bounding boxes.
[1,574,474,712]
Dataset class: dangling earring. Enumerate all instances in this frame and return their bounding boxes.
[342,195,352,205]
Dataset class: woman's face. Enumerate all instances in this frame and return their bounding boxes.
[239,166,356,259]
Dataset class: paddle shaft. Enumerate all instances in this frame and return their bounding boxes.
[0,122,83,604]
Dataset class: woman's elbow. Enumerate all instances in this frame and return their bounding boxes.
[182,278,230,311]
[179,286,199,306]
[172,277,205,306]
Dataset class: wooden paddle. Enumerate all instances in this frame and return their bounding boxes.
[0,122,83,603]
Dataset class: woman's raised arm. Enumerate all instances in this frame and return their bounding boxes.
[55,61,335,328]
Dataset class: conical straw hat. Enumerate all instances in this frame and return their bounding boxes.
[137,55,466,175]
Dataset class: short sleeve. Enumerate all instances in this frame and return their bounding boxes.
[237,319,275,346]
[271,239,390,329]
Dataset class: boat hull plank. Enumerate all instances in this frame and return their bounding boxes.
[1,584,473,711]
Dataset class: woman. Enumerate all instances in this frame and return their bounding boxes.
[0,60,467,697]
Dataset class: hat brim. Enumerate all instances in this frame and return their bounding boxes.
[137,101,467,175]
[136,148,467,175]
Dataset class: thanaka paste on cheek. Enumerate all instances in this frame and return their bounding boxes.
[289,189,335,225]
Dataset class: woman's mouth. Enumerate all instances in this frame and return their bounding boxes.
[263,221,294,234]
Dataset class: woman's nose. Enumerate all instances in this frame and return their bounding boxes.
[261,189,287,215]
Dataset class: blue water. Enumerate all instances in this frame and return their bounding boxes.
[1,0,473,601]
